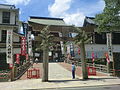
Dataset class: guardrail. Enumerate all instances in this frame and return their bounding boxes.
[14,61,31,80]
[65,59,108,73]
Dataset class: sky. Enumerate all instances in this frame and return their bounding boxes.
[0,0,105,26]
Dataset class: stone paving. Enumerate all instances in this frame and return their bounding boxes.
[20,62,108,80]
[59,62,109,77]
[49,63,79,79]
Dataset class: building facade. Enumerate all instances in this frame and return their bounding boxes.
[0,4,22,69]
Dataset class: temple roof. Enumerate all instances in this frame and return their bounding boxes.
[28,16,68,26]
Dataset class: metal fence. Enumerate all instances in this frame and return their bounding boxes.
[66,59,108,73]
[14,61,31,80]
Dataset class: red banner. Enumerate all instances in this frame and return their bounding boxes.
[16,54,20,64]
[21,37,26,55]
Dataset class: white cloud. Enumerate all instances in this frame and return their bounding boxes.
[48,0,105,26]
[64,12,85,26]
[4,0,31,5]
[48,0,84,26]
[48,0,72,17]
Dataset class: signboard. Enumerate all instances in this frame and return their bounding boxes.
[16,54,20,64]
[27,31,32,56]
[106,33,113,61]
[6,30,13,64]
[21,37,26,55]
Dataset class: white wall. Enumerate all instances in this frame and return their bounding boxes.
[85,44,120,52]
[73,44,120,58]
[13,35,20,42]
[0,48,21,54]
[13,48,21,54]
[10,11,16,24]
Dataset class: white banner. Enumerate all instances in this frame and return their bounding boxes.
[27,31,32,56]
[106,33,113,61]
[6,30,13,64]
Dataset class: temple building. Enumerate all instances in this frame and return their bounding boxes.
[28,16,74,62]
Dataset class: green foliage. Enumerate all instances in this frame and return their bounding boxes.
[74,27,91,45]
[36,25,54,51]
[95,0,120,32]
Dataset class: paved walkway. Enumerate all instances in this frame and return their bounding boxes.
[49,63,79,79]
[20,62,108,80]
[59,63,109,77]
[0,63,120,89]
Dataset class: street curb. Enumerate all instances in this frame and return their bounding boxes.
[34,83,120,89]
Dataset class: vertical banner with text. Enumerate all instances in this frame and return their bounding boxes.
[21,37,26,55]
[6,30,13,64]
[28,31,32,56]
[106,33,113,62]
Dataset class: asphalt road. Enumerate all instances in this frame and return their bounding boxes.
[45,85,120,90]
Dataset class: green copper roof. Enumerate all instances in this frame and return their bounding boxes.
[29,16,67,26]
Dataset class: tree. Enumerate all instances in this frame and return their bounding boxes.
[74,27,90,80]
[95,0,120,73]
[95,0,120,32]
[36,25,54,82]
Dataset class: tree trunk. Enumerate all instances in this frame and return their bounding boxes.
[63,42,67,63]
[42,49,49,82]
[80,42,88,80]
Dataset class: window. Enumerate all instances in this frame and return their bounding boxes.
[2,12,10,24]
[1,30,7,42]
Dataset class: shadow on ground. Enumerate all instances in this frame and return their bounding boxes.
[48,78,81,83]
[48,77,118,83]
